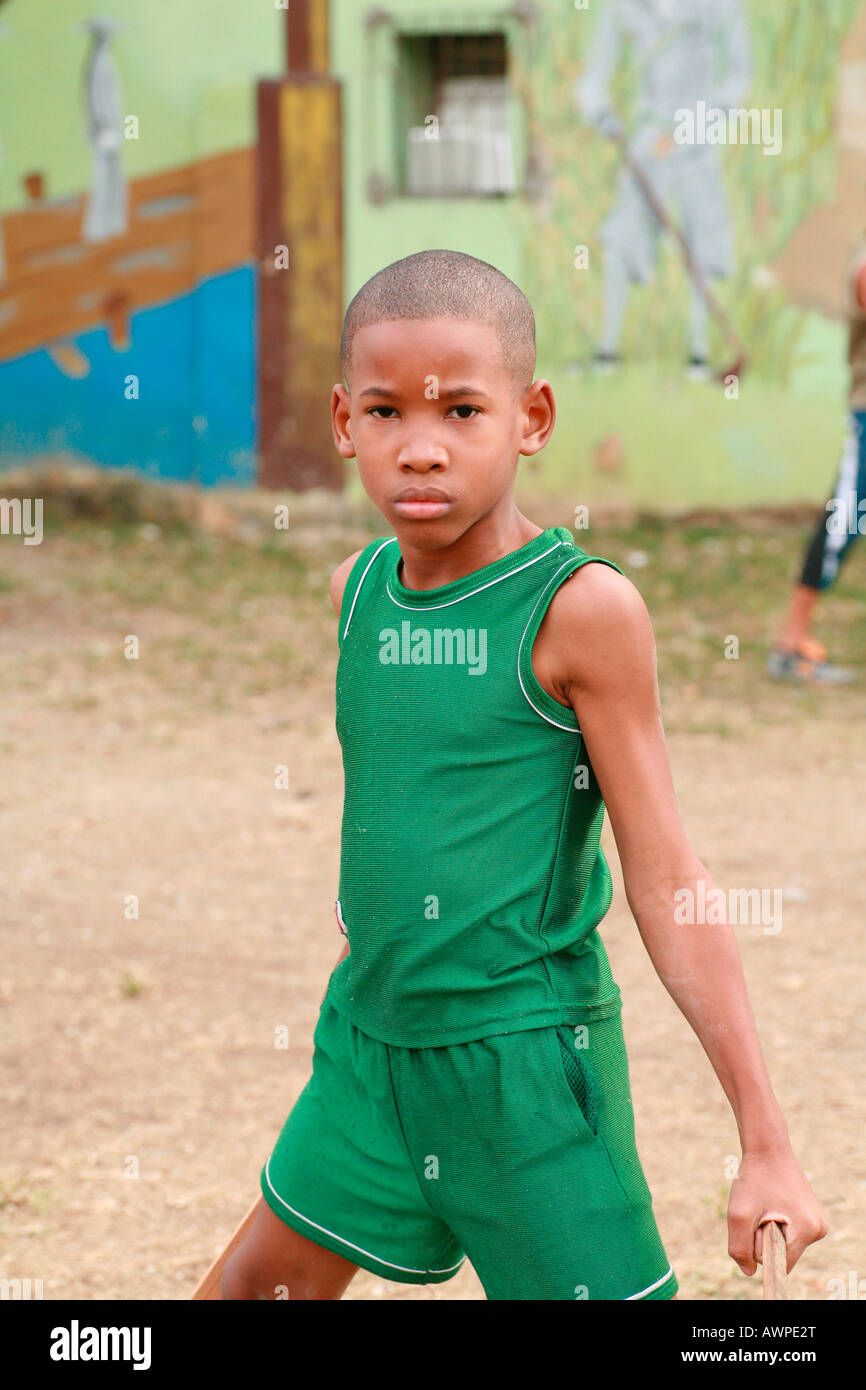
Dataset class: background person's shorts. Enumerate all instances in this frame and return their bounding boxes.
[260,996,678,1300]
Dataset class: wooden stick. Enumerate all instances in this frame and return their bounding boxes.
[760,1219,788,1301]
[191,1196,263,1300]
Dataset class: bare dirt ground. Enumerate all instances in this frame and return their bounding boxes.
[1,492,864,1301]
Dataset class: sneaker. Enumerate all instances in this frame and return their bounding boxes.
[766,638,856,684]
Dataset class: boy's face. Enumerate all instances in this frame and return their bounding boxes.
[331,317,554,543]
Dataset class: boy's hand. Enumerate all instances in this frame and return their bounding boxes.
[727,1147,829,1276]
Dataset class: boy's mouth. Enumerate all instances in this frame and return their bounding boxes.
[391,486,453,519]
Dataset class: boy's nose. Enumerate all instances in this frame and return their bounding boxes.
[395,438,449,470]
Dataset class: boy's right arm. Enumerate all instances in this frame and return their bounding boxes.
[329,547,364,625]
[321,549,363,997]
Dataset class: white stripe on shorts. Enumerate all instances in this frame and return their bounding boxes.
[625,1264,675,1299]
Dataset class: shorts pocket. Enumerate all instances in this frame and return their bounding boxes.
[549,1023,604,1141]
[553,1020,655,1215]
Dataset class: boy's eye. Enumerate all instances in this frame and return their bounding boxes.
[366,404,480,419]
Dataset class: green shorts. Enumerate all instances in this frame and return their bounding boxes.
[260,996,677,1300]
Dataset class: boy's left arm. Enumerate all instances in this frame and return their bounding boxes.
[548,563,828,1277]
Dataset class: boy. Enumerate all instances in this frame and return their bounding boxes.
[767,235,866,683]
[221,250,826,1300]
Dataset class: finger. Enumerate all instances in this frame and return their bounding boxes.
[728,1212,758,1276]
[786,1216,831,1272]
[778,1224,809,1275]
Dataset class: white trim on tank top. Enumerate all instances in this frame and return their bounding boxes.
[517,557,584,733]
[341,537,399,641]
[384,539,565,613]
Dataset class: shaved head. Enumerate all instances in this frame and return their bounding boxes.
[340,249,536,394]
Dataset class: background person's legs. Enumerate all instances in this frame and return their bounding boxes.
[775,582,821,657]
[768,412,866,682]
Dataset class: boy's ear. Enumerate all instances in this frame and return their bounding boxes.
[331,384,356,458]
[518,378,556,457]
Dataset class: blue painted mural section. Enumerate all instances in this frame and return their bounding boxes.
[0,265,256,487]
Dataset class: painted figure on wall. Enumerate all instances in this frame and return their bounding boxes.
[0,20,8,283]
[575,0,753,377]
[81,16,128,244]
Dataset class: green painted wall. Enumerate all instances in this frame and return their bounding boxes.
[0,0,283,209]
[332,0,864,510]
[331,0,527,293]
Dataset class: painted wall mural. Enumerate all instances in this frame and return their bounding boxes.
[0,2,276,487]
[2,0,866,507]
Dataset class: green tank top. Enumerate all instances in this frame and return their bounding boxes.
[325,524,624,1047]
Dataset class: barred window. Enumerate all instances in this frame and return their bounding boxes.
[396,32,516,197]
